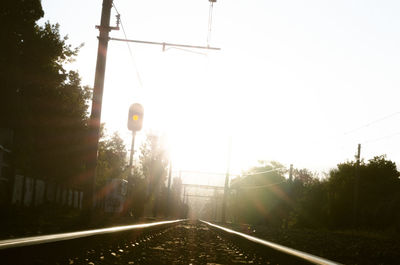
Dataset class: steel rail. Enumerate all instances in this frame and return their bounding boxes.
[0,219,184,250]
[201,220,341,265]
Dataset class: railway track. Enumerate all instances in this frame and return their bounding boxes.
[0,220,340,264]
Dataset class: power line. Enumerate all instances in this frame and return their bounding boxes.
[230,168,287,190]
[297,111,400,146]
[112,2,143,88]
[362,131,400,144]
[238,181,286,190]
[344,111,400,136]
[290,110,400,156]
[240,167,286,177]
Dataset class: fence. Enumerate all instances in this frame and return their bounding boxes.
[10,174,83,209]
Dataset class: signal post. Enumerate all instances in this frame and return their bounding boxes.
[125,103,144,215]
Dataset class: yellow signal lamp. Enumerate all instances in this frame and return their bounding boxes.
[127,103,144,132]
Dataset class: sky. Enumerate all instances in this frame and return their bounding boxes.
[39,0,400,184]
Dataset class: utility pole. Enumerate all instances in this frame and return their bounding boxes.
[221,136,232,223]
[84,0,118,216]
[214,188,218,222]
[183,186,186,204]
[353,143,361,227]
[166,161,172,216]
[289,164,293,182]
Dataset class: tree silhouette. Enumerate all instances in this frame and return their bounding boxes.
[0,0,90,189]
[230,161,288,226]
[96,126,128,188]
[229,156,400,231]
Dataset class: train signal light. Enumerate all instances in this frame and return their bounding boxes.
[127,103,144,132]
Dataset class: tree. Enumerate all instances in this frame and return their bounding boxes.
[292,174,329,228]
[139,134,169,201]
[230,161,289,226]
[169,177,185,217]
[228,156,399,230]
[95,126,128,188]
[358,155,400,228]
[0,0,90,189]
[124,133,170,218]
[293,168,319,186]
[0,1,44,107]
[328,155,400,229]
[93,126,128,211]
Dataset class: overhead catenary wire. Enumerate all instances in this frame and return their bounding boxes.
[344,111,400,135]
[285,109,400,159]
[111,1,220,52]
[337,111,400,146]
[112,2,143,88]
[362,131,400,144]
[237,181,286,190]
[210,111,400,173]
[232,168,287,190]
[240,167,285,177]
[296,110,400,144]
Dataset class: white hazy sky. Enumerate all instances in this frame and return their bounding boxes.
[40,0,400,183]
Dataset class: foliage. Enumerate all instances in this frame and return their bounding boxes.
[292,175,329,228]
[230,161,289,226]
[0,0,91,188]
[168,177,187,217]
[126,133,186,219]
[139,134,169,200]
[328,155,400,228]
[96,126,128,188]
[229,156,400,231]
